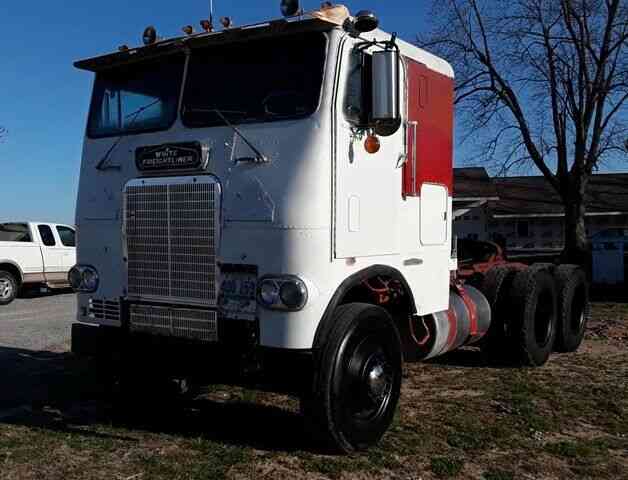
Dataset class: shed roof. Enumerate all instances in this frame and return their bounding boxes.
[453,167,499,200]
[491,173,628,217]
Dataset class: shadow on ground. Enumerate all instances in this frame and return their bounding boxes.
[0,345,311,453]
[18,286,74,299]
[425,346,527,369]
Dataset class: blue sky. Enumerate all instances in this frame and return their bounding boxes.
[0,1,429,224]
[2,1,623,224]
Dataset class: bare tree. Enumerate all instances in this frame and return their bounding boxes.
[419,0,628,264]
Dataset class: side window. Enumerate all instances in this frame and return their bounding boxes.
[0,223,32,242]
[56,226,76,247]
[343,51,372,126]
[38,225,56,247]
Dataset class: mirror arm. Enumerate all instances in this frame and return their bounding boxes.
[354,32,399,53]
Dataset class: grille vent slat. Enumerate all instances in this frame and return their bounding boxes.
[89,299,121,324]
[124,180,218,305]
[129,304,218,342]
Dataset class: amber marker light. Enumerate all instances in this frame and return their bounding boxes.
[182,25,194,35]
[200,19,213,32]
[365,133,381,154]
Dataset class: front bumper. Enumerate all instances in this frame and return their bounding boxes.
[72,317,313,393]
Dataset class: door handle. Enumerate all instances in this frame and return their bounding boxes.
[403,258,423,266]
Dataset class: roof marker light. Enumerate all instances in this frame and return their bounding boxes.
[142,26,157,45]
[354,10,379,32]
[200,19,213,32]
[182,25,194,35]
[220,16,233,28]
[280,0,300,17]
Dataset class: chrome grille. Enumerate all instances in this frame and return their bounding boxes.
[88,298,121,325]
[124,178,219,305]
[129,304,218,342]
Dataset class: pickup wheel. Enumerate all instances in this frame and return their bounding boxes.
[0,270,18,305]
[506,269,558,367]
[302,303,402,453]
[553,265,589,353]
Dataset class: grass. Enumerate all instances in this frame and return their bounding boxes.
[0,302,627,479]
[482,469,515,480]
[431,457,464,478]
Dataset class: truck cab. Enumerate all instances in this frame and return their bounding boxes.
[70,4,586,452]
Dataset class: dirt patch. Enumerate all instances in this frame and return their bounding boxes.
[0,302,627,480]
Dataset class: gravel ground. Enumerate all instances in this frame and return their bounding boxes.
[0,291,75,352]
[0,291,76,411]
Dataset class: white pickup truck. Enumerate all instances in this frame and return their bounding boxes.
[0,222,76,305]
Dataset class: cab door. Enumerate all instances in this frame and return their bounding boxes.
[36,224,65,282]
[334,42,403,258]
[54,225,77,271]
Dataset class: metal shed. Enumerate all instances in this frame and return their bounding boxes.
[591,228,628,285]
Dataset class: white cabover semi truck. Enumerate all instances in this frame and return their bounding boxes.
[70,3,588,452]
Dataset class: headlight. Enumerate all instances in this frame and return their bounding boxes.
[68,265,100,293]
[258,276,308,311]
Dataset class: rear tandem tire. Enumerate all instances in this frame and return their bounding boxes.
[506,269,558,367]
[478,265,518,361]
[301,303,403,453]
[553,265,589,353]
[0,270,18,306]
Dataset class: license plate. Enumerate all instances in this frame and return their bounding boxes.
[219,272,257,320]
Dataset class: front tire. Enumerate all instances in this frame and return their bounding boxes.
[0,270,18,306]
[302,303,402,453]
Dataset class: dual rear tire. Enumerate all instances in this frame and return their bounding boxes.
[480,264,588,366]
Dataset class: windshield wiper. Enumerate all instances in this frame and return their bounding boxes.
[183,106,269,164]
[96,98,161,171]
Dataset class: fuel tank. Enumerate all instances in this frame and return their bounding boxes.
[410,284,491,360]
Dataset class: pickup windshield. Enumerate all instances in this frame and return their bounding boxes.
[87,54,185,138]
[182,32,327,127]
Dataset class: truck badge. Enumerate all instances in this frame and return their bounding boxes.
[135,142,207,171]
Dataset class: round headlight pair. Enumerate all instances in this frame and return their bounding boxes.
[68,265,100,293]
[258,276,308,311]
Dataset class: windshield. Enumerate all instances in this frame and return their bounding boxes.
[182,32,327,127]
[87,54,185,138]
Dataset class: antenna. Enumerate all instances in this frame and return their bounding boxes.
[209,0,214,29]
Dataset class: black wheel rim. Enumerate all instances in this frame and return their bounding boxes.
[337,333,396,431]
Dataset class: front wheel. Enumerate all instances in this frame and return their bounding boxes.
[0,271,18,306]
[302,303,402,453]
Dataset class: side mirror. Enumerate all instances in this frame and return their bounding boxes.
[371,49,401,136]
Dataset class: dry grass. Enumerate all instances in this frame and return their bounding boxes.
[1,303,627,480]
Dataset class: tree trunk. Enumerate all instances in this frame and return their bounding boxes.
[562,176,590,267]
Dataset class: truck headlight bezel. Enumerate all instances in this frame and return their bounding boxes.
[68,265,100,293]
[257,276,308,311]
